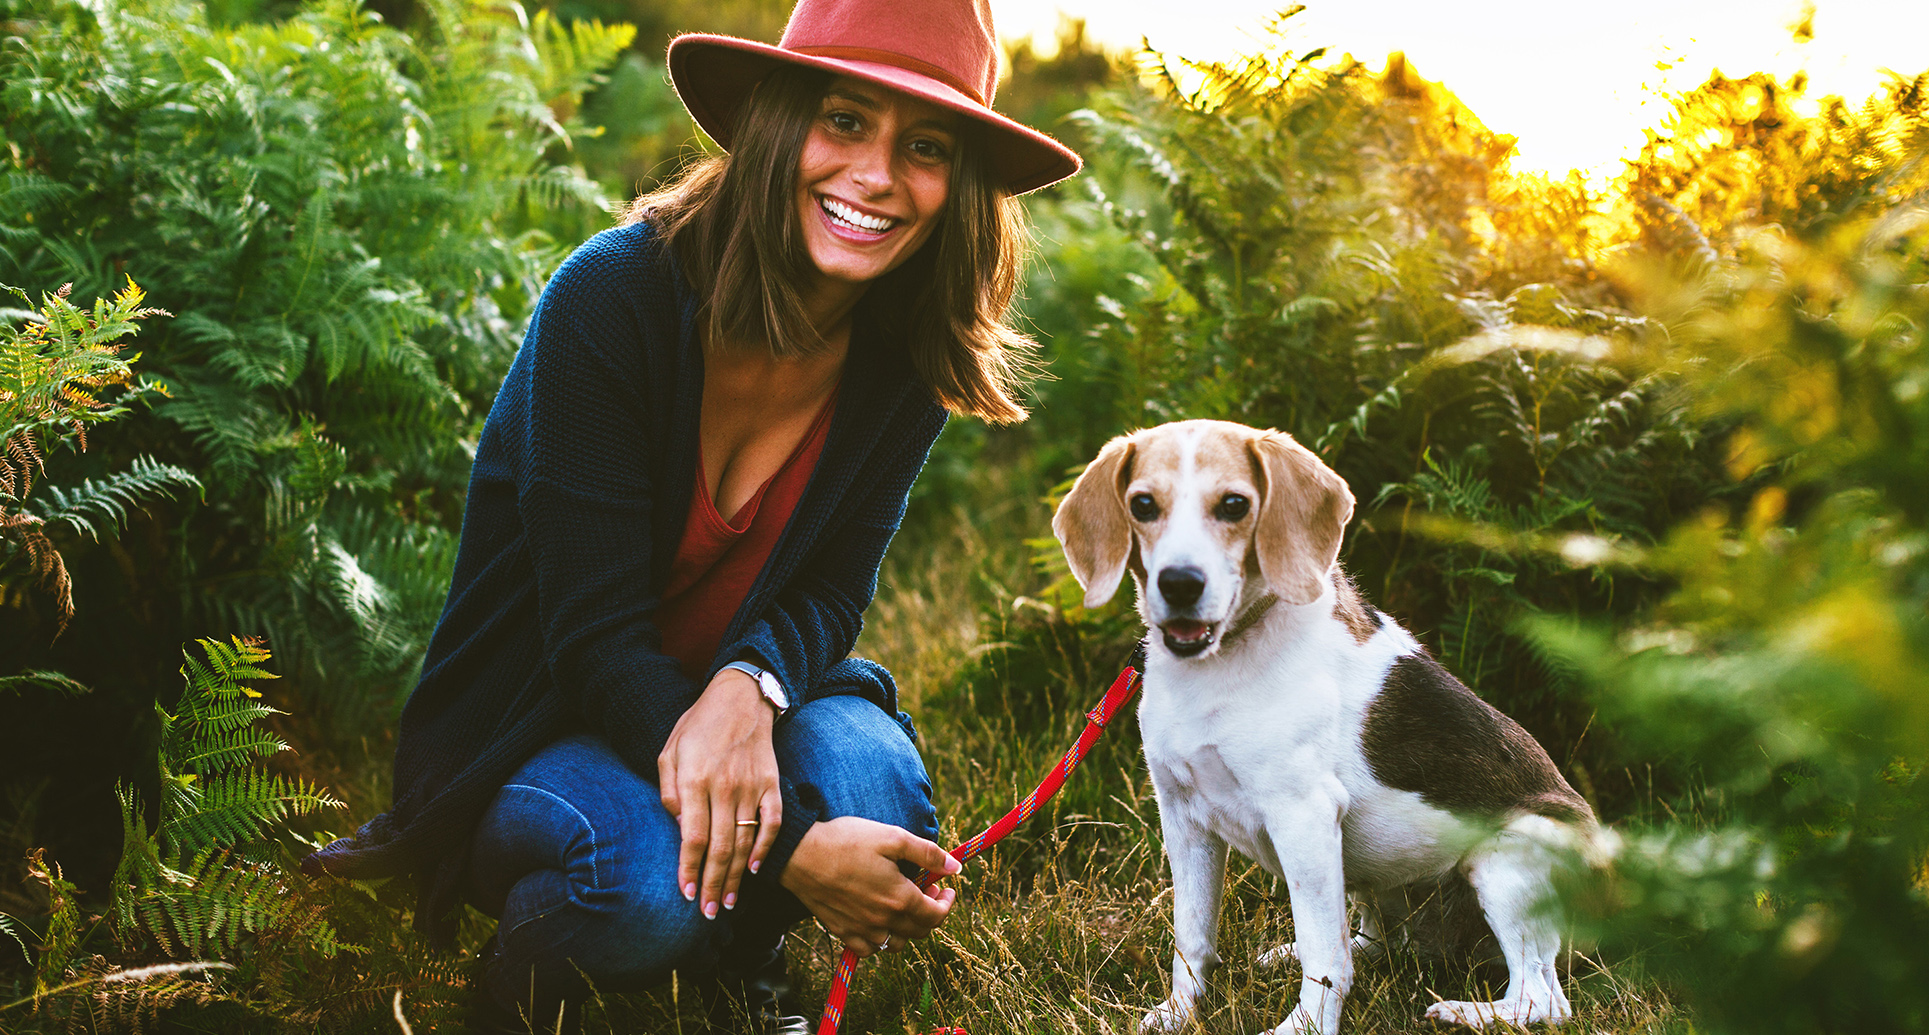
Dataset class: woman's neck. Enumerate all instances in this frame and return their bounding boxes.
[797,270,868,354]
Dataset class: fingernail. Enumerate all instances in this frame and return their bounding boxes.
[723,892,738,910]
[703,900,719,919]
[945,855,962,874]
[683,882,697,901]
[748,860,761,874]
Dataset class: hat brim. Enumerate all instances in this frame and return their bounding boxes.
[667,33,1082,196]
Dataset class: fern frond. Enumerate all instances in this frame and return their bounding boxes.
[30,456,202,542]
[25,848,80,995]
[0,911,32,967]
[0,509,73,635]
[0,669,90,695]
[173,726,291,776]
[159,769,344,854]
[132,849,288,956]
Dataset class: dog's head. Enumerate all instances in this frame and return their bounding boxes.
[1051,420,1355,658]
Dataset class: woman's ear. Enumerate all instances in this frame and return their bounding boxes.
[1250,431,1355,605]
[1052,435,1138,609]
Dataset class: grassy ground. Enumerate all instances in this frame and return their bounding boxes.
[574,483,1692,1035]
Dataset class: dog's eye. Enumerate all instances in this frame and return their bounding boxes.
[1216,494,1251,521]
[1129,493,1159,521]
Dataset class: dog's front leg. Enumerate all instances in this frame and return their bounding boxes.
[1142,818,1228,1033]
[1267,789,1352,1035]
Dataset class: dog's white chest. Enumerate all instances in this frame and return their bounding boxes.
[1140,669,1352,871]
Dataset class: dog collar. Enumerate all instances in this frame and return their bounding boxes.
[1219,592,1279,648]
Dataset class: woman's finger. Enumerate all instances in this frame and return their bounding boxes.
[747,789,781,875]
[720,807,758,911]
[894,876,956,935]
[887,829,962,881]
[675,787,710,905]
[699,796,738,918]
[657,752,681,818]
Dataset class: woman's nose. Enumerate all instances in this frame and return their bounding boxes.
[847,138,895,196]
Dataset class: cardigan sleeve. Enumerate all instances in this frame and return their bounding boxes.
[513,237,703,773]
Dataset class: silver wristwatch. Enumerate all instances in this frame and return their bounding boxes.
[721,660,789,715]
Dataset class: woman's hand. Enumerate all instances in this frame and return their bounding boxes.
[657,669,782,919]
[780,816,961,956]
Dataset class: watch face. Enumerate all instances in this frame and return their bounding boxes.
[758,672,789,710]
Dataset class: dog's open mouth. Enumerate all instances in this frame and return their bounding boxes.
[1161,619,1215,657]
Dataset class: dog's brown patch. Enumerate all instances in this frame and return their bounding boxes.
[1331,571,1381,645]
[1362,653,1591,823]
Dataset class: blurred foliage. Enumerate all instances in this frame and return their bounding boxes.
[1536,148,1929,1031]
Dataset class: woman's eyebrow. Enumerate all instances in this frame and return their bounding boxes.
[823,88,880,109]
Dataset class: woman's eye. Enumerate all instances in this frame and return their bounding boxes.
[1129,493,1159,521]
[908,138,951,162]
[1216,494,1250,521]
[826,111,861,134]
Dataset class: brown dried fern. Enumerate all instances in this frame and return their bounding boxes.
[0,511,73,636]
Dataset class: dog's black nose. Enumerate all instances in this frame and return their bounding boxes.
[1157,566,1206,608]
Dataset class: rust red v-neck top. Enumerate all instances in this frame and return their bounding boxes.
[654,391,838,679]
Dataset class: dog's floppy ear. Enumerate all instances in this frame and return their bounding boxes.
[1250,431,1356,605]
[1052,435,1138,609]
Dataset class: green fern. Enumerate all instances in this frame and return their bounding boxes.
[159,770,344,856]
[29,456,201,543]
[112,638,345,961]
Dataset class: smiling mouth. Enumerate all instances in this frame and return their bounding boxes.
[819,195,900,237]
[1161,619,1215,657]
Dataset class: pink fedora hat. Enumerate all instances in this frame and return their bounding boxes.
[667,0,1082,196]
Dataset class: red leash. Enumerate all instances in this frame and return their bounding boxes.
[814,663,1144,1035]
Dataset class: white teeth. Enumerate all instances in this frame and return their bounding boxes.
[821,197,896,233]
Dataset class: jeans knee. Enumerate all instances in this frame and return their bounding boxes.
[778,695,937,842]
[602,880,716,980]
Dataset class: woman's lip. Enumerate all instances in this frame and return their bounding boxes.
[816,198,902,244]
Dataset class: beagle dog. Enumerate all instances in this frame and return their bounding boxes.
[1052,420,1608,1034]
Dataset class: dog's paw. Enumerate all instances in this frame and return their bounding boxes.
[1256,942,1298,970]
[1424,996,1571,1029]
[1140,994,1197,1034]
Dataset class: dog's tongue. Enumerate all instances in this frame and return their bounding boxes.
[1164,620,1211,643]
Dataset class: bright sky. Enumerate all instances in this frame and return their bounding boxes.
[988,0,1929,180]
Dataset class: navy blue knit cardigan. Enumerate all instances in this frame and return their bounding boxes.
[303,221,949,934]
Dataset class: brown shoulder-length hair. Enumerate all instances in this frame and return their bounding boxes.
[621,64,1037,424]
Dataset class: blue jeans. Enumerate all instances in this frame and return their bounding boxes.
[468,693,937,1015]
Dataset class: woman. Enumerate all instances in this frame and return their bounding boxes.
[302,0,1080,1031]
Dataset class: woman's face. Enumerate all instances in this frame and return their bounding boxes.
[795,76,957,290]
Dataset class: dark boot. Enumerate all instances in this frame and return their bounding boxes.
[704,933,811,1035]
[468,933,585,1035]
